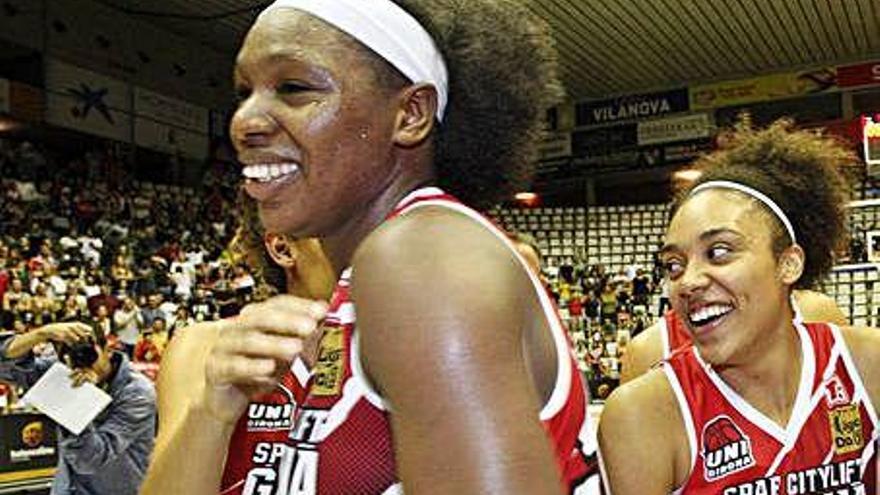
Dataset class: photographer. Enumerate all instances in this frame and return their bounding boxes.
[0,320,156,495]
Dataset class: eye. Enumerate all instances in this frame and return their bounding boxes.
[276,81,311,95]
[707,244,732,261]
[662,258,684,279]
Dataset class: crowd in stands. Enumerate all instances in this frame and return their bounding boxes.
[0,139,257,378]
[538,258,662,398]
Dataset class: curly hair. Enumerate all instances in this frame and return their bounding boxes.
[228,191,286,298]
[385,0,564,209]
[674,118,855,289]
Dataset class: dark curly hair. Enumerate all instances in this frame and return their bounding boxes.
[379,0,564,209]
[673,118,855,289]
[228,191,286,298]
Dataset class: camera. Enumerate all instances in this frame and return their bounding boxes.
[60,338,99,369]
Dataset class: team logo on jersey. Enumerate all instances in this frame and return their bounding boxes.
[823,374,851,409]
[311,325,346,396]
[247,402,294,431]
[829,404,863,455]
[701,415,755,481]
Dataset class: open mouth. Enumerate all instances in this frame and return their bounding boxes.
[241,163,300,183]
[688,303,734,328]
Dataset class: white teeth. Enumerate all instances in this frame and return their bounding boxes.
[689,304,733,324]
[241,163,301,181]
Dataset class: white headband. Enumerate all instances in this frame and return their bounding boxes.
[689,180,797,244]
[259,0,449,121]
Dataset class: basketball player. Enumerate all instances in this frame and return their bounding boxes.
[146,229,334,495]
[143,0,598,494]
[599,120,879,494]
[621,289,847,383]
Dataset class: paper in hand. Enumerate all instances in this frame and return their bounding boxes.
[21,362,112,435]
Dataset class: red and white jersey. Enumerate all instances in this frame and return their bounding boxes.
[664,321,878,495]
[220,358,311,495]
[275,187,599,494]
[660,309,692,359]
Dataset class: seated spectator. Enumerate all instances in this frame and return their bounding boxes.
[134,318,167,364]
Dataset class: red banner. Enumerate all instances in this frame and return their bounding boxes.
[838,61,880,88]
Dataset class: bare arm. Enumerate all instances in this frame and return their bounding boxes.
[839,326,880,412]
[353,209,562,494]
[598,370,686,495]
[620,321,664,384]
[794,289,848,326]
[3,322,92,359]
[140,297,326,495]
[140,321,235,495]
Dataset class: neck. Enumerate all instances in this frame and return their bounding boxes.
[714,306,803,426]
[321,159,434,275]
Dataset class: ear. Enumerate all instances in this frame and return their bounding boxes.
[392,83,438,148]
[263,232,297,269]
[777,244,805,285]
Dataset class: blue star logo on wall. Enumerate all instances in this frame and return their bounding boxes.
[66,83,114,124]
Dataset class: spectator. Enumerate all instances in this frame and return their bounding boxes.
[0,320,156,495]
[86,282,119,317]
[140,293,166,329]
[113,296,143,358]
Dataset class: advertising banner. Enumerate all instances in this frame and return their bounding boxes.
[0,413,57,481]
[538,132,572,160]
[134,87,207,133]
[134,117,209,161]
[45,59,131,141]
[837,61,880,88]
[637,113,713,146]
[576,88,689,127]
[690,68,836,110]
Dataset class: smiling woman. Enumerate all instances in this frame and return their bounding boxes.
[598,119,880,495]
[141,1,601,495]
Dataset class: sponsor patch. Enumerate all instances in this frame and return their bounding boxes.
[701,415,755,481]
[311,325,346,396]
[829,404,864,455]
[823,375,851,409]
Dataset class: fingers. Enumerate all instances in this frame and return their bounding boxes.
[205,354,281,388]
[214,328,304,363]
[48,322,93,345]
[237,296,328,338]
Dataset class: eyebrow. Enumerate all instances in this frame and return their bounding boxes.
[659,227,744,256]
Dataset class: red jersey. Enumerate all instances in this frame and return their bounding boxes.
[274,187,598,494]
[660,309,692,359]
[220,358,311,495]
[664,321,878,495]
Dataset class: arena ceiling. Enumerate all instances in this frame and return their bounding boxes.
[118,0,880,102]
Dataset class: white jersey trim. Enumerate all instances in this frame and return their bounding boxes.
[662,362,697,485]
[392,196,573,420]
[829,324,880,429]
[350,330,392,411]
[381,482,404,495]
[292,357,311,388]
[659,315,671,359]
[692,319,816,445]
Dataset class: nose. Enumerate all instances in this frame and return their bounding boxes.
[674,261,711,299]
[230,94,277,148]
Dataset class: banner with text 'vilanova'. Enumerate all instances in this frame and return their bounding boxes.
[575,88,689,127]
[133,87,209,161]
[44,59,131,142]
